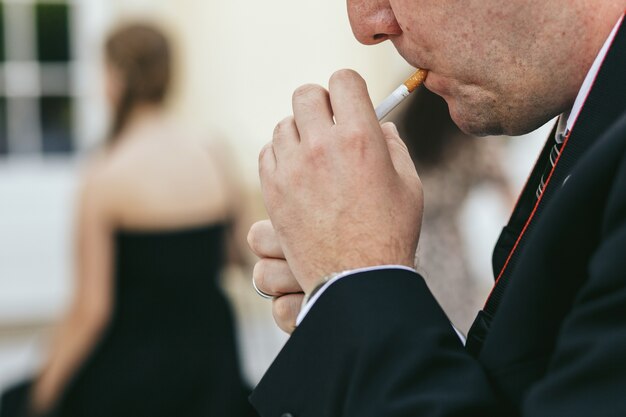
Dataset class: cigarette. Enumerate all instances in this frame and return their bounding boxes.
[375,69,428,121]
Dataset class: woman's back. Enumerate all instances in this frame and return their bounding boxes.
[93,115,233,231]
[53,224,254,417]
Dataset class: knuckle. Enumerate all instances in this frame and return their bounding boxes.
[257,259,284,294]
[335,126,371,156]
[342,124,369,140]
[273,116,294,139]
[330,69,363,86]
[273,295,302,333]
[252,260,266,288]
[272,124,282,139]
[247,221,265,254]
[293,83,326,103]
[273,297,294,323]
[258,142,273,165]
[307,140,328,161]
[275,259,291,277]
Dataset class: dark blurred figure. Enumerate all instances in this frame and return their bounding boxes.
[395,88,513,335]
[1,23,256,417]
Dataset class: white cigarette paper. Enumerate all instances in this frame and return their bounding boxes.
[375,85,411,121]
[375,69,428,121]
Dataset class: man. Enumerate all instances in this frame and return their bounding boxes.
[248,0,626,415]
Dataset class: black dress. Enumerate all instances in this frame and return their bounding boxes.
[1,224,256,417]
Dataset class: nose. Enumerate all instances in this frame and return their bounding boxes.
[347,0,402,45]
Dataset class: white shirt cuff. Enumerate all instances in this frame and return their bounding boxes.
[296,265,418,326]
[295,265,467,345]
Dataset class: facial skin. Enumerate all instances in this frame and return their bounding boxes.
[347,0,622,136]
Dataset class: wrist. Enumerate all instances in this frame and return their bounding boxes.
[296,265,420,326]
[301,262,417,304]
[299,258,416,294]
[302,271,344,305]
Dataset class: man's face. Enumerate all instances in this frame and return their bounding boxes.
[347,0,590,136]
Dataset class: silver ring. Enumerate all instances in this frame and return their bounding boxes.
[252,276,274,300]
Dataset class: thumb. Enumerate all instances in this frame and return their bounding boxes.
[381,122,417,178]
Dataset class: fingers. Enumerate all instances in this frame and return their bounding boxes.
[273,293,304,334]
[259,142,276,177]
[380,122,417,178]
[253,258,301,297]
[249,221,304,334]
[272,116,300,162]
[292,84,334,141]
[328,69,378,128]
[248,220,284,259]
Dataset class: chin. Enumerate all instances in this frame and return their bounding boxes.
[447,101,504,137]
[456,114,554,137]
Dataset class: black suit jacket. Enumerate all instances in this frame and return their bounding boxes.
[250,18,626,417]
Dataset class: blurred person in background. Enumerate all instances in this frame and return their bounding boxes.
[1,23,256,417]
[395,88,513,335]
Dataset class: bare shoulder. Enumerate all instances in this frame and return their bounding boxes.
[84,126,235,229]
[75,150,122,224]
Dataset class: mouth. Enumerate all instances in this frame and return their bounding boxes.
[387,39,447,96]
[422,72,452,99]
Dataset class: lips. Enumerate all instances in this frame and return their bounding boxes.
[422,72,450,97]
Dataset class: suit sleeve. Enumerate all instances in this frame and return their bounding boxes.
[250,269,504,417]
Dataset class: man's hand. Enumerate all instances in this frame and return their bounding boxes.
[259,69,424,297]
[248,220,303,334]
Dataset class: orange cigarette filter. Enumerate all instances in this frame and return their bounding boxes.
[404,69,429,93]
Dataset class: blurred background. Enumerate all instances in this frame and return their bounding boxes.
[0,0,552,401]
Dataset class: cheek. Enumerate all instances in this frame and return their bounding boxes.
[392,9,439,61]
[390,0,418,35]
[392,1,476,66]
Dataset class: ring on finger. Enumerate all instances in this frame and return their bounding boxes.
[252,276,274,300]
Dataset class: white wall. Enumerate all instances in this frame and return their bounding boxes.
[0,160,78,398]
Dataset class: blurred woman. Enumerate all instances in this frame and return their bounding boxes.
[2,23,256,417]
